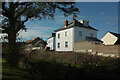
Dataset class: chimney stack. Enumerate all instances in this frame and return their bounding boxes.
[51,33,56,37]
[79,20,89,27]
[64,20,68,27]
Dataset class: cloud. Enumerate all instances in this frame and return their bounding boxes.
[100,12,105,15]
[18,26,53,41]
[54,15,67,24]
[30,26,53,31]
[105,22,110,24]
[54,15,74,24]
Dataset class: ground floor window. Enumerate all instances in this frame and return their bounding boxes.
[65,41,68,48]
[58,43,60,48]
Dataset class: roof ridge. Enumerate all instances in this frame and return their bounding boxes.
[109,31,120,35]
[54,19,98,32]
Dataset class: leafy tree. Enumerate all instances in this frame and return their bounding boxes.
[1,2,79,67]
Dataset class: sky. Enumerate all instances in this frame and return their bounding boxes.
[18,2,118,41]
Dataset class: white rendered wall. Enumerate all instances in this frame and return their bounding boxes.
[55,28,74,51]
[101,32,118,45]
[74,27,97,42]
[47,37,55,50]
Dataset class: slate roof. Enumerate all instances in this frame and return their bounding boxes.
[86,37,103,42]
[54,19,98,32]
[26,37,47,47]
[109,32,120,44]
[34,40,47,47]
[26,37,42,44]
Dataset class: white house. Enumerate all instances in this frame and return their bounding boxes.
[101,31,120,45]
[54,19,102,51]
[47,33,56,50]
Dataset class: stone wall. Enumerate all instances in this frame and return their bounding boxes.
[74,41,120,57]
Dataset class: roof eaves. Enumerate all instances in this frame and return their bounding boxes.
[86,37,102,42]
[100,31,110,40]
[109,31,120,38]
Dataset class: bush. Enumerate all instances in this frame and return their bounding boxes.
[18,50,120,80]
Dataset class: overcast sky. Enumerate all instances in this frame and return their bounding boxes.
[18,2,118,41]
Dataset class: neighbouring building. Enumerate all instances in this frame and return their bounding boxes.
[26,37,41,45]
[47,33,56,50]
[25,37,47,50]
[47,19,102,51]
[73,31,120,57]
[74,41,120,57]
[101,31,120,45]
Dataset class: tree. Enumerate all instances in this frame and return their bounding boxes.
[1,2,79,67]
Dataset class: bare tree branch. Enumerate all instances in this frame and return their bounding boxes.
[22,16,29,23]
[15,2,27,8]
[1,29,8,33]
[15,3,33,20]
[15,16,29,34]
[2,2,10,18]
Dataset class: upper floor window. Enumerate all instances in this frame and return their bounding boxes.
[79,31,82,37]
[90,33,93,37]
[58,34,60,39]
[58,43,60,48]
[65,41,68,48]
[65,31,67,36]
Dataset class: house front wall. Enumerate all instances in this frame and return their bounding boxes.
[55,27,74,51]
[74,27,97,42]
[47,37,55,50]
[101,32,118,45]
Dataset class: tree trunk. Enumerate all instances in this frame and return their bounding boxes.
[7,18,19,67]
[6,3,20,67]
[7,26,17,66]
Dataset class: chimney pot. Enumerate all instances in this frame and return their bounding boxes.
[64,20,68,26]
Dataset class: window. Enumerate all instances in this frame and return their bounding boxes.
[65,42,68,48]
[86,37,90,41]
[58,34,60,39]
[58,43,60,48]
[79,31,82,37]
[65,31,67,36]
[90,33,93,37]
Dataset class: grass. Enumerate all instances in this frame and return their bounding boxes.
[2,59,41,80]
